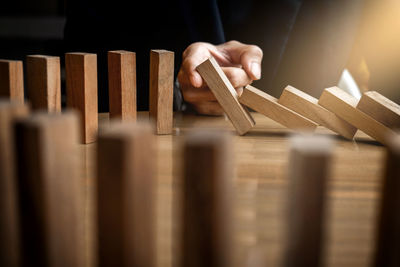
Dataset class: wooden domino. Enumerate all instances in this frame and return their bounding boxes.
[108,50,136,121]
[97,121,155,267]
[65,52,98,143]
[356,91,400,129]
[278,85,357,139]
[318,87,396,145]
[196,57,255,135]
[26,55,61,112]
[182,130,233,267]
[14,111,85,267]
[239,85,317,131]
[0,100,29,267]
[285,134,333,267]
[0,60,24,102]
[149,50,174,134]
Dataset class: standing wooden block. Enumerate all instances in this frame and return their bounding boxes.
[15,111,85,267]
[149,50,174,134]
[0,60,24,102]
[285,134,333,267]
[278,85,357,139]
[65,52,98,143]
[0,100,29,267]
[26,55,61,112]
[196,57,255,135]
[182,130,233,267]
[108,50,136,121]
[373,134,400,267]
[239,85,317,130]
[356,91,400,129]
[97,122,155,267]
[318,87,396,145]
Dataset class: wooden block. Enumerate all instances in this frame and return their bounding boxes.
[318,87,396,145]
[373,133,400,267]
[108,50,136,121]
[357,91,400,129]
[0,60,24,102]
[149,50,174,134]
[14,111,85,267]
[65,52,98,143]
[196,57,255,135]
[26,55,61,112]
[97,121,155,267]
[285,134,333,267]
[239,85,317,131]
[278,85,357,139]
[0,100,29,267]
[182,130,233,267]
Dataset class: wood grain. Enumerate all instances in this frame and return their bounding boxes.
[0,60,24,102]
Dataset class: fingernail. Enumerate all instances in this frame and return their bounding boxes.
[251,62,261,80]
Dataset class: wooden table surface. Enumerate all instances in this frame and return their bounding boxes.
[82,112,386,267]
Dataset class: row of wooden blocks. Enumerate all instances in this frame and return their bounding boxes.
[197,57,400,144]
[0,49,174,143]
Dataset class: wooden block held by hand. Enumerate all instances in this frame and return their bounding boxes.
[26,55,61,112]
[196,57,255,135]
[65,52,98,143]
[278,85,357,139]
[0,60,24,102]
[108,50,136,121]
[239,85,317,131]
[149,50,174,134]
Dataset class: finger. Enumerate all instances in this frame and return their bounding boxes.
[192,101,225,116]
[222,67,252,88]
[181,86,217,103]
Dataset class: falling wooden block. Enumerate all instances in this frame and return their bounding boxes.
[373,133,400,267]
[108,50,136,121]
[357,91,400,129]
[318,87,396,145]
[0,60,24,102]
[65,52,98,143]
[285,134,333,267]
[14,111,85,267]
[196,57,255,135]
[26,55,61,112]
[149,50,174,134]
[0,100,29,267]
[278,85,357,139]
[239,85,317,131]
[182,130,233,267]
[97,121,155,267]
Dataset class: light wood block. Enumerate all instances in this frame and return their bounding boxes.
[15,111,85,267]
[65,52,98,143]
[108,50,136,121]
[239,85,317,131]
[196,57,255,135]
[26,55,61,112]
[285,134,333,267]
[278,85,357,139]
[0,60,24,102]
[318,87,396,145]
[0,100,29,267]
[149,50,174,134]
[97,121,155,267]
[357,91,400,129]
[182,130,233,267]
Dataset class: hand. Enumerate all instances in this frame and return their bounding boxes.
[178,40,263,115]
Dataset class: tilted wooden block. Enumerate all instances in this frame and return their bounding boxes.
[318,87,396,145]
[278,85,357,139]
[149,50,174,134]
[196,57,255,135]
[26,55,61,112]
[356,91,400,129]
[239,85,317,131]
[0,60,24,102]
[65,52,98,143]
[108,50,136,121]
